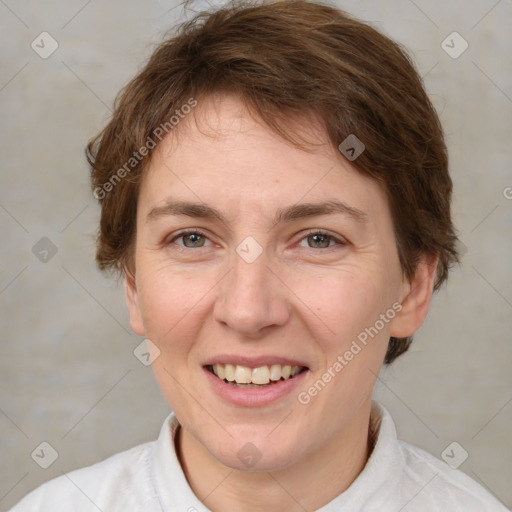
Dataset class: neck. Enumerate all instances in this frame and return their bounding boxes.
[175,400,375,512]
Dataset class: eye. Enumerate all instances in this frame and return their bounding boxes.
[297,230,346,249]
[165,229,345,251]
[168,230,213,248]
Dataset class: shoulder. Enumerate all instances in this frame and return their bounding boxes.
[397,440,508,511]
[8,441,160,512]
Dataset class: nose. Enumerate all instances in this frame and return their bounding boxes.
[213,248,291,337]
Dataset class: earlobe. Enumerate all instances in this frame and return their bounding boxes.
[390,253,438,339]
[125,273,145,336]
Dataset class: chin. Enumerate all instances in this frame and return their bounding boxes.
[207,433,303,473]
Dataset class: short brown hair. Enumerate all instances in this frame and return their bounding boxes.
[86,0,460,364]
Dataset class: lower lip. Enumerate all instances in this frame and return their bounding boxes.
[203,367,309,407]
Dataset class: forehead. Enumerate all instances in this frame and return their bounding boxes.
[139,94,387,225]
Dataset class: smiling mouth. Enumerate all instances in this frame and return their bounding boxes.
[205,363,308,388]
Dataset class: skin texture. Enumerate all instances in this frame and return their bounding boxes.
[125,93,437,512]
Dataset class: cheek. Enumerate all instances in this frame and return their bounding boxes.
[136,264,217,410]
[290,271,391,418]
[289,267,386,344]
[136,262,215,347]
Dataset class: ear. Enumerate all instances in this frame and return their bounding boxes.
[125,272,145,336]
[390,253,438,338]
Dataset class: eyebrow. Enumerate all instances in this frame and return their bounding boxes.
[146,199,370,226]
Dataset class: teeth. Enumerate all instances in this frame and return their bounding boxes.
[224,363,236,381]
[251,366,270,385]
[213,363,225,380]
[210,363,304,385]
[269,364,282,381]
[234,365,252,384]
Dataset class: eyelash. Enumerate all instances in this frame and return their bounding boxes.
[166,229,346,250]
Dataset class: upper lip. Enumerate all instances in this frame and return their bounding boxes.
[203,354,309,368]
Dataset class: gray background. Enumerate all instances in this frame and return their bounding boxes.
[1,0,511,510]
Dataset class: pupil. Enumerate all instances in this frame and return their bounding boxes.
[310,234,329,248]
[185,233,203,247]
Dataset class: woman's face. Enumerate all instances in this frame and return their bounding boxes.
[126,94,417,471]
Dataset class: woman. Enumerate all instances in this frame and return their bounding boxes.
[9,0,507,510]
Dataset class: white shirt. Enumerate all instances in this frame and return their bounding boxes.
[9,401,508,511]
